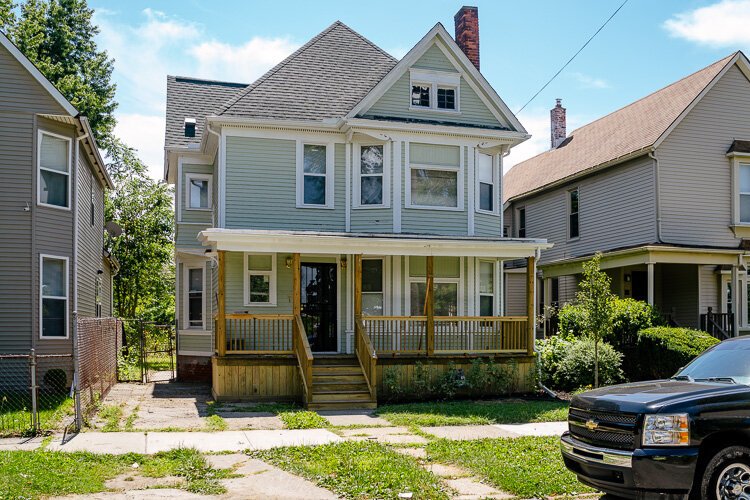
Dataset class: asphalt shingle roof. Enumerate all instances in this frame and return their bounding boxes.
[503,53,737,201]
[165,76,248,148]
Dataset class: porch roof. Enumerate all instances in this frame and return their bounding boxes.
[199,229,550,258]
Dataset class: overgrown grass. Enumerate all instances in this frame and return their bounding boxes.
[426,436,593,498]
[0,392,74,436]
[278,411,329,429]
[205,415,228,431]
[251,441,448,499]
[0,447,233,499]
[376,399,568,427]
[98,404,125,432]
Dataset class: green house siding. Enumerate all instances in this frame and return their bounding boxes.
[412,43,457,72]
[224,136,346,232]
[475,212,501,237]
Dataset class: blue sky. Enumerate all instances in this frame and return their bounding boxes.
[88,0,750,179]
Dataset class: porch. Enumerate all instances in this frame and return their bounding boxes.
[203,230,549,408]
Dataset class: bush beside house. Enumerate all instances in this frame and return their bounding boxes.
[630,327,720,380]
[537,336,624,391]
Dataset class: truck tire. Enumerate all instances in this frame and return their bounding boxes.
[700,445,750,500]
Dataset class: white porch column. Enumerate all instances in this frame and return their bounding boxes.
[732,265,740,337]
[647,262,655,306]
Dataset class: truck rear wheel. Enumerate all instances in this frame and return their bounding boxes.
[700,446,750,500]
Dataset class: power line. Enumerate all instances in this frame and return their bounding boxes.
[516,0,629,114]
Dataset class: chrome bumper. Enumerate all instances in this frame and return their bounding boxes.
[561,433,634,469]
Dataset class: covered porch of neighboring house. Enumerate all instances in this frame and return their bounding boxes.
[199,229,550,409]
[540,245,749,340]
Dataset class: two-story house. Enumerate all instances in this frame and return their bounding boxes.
[165,7,550,408]
[503,51,750,339]
[0,31,116,363]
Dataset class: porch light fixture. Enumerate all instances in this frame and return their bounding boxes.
[341,257,347,269]
[286,256,292,269]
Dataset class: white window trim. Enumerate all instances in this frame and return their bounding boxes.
[406,257,464,316]
[183,264,206,330]
[405,161,464,212]
[567,187,580,241]
[353,142,391,209]
[39,254,69,339]
[408,69,461,114]
[731,157,750,233]
[244,252,277,307]
[296,141,335,209]
[475,152,500,215]
[185,173,213,211]
[476,259,497,316]
[37,130,72,211]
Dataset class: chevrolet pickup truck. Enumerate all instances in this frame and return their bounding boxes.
[560,336,750,500]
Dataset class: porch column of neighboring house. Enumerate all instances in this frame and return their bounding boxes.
[216,250,226,356]
[526,256,535,356]
[647,262,655,306]
[732,264,740,337]
[426,255,435,356]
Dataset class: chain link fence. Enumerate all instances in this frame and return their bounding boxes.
[74,316,121,426]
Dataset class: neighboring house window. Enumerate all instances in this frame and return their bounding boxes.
[408,257,461,316]
[358,145,386,206]
[740,163,750,223]
[568,188,580,239]
[517,207,526,238]
[478,260,495,316]
[40,255,68,338]
[503,226,509,238]
[297,143,333,208]
[476,152,495,212]
[186,173,212,210]
[362,258,384,315]
[38,131,71,209]
[409,69,460,112]
[245,253,277,306]
[186,267,204,329]
[551,277,560,308]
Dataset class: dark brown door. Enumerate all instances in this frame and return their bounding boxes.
[300,263,337,352]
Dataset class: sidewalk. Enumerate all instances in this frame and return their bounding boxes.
[0,421,568,454]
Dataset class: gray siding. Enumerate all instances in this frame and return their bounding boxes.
[76,153,107,318]
[475,212,501,237]
[699,265,720,315]
[504,271,527,316]
[657,64,750,247]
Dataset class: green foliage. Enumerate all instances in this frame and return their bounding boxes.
[557,303,586,338]
[553,338,624,391]
[632,327,720,380]
[204,414,227,431]
[97,403,123,432]
[279,411,329,429]
[4,0,117,142]
[251,441,448,499]
[426,437,593,498]
[536,335,574,388]
[611,298,664,344]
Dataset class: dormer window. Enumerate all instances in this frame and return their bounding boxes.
[409,69,460,113]
[184,117,196,137]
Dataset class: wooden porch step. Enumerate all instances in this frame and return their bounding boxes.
[313,381,370,392]
[312,365,363,375]
[313,356,359,366]
[313,373,367,384]
[308,401,377,411]
[311,390,373,403]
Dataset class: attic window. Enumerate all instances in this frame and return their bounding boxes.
[184,117,196,138]
[409,69,460,113]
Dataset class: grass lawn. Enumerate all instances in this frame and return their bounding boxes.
[251,441,448,499]
[278,410,329,429]
[0,392,74,436]
[0,447,234,499]
[427,436,593,498]
[375,399,568,427]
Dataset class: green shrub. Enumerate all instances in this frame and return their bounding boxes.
[557,298,663,344]
[632,327,720,380]
[536,336,573,388]
[557,304,586,338]
[554,339,624,391]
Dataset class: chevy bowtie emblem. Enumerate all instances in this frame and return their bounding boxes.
[585,419,599,431]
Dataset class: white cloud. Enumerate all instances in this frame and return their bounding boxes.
[114,113,166,180]
[570,72,610,89]
[664,0,750,47]
[190,37,299,83]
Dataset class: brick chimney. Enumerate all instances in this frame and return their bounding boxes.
[550,98,566,148]
[454,6,479,70]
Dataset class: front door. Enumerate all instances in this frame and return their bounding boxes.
[300,263,338,352]
[631,271,648,302]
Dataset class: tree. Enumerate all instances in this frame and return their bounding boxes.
[5,0,117,142]
[576,253,615,387]
[105,139,175,323]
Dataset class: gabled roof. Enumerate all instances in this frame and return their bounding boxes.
[165,76,248,148]
[504,51,749,202]
[348,23,527,134]
[217,21,397,121]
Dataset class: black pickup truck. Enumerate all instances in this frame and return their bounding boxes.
[560,336,750,500]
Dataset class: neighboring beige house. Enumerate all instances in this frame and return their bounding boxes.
[503,51,750,338]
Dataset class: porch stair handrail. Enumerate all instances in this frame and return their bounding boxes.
[293,314,314,405]
[700,307,733,340]
[355,318,378,401]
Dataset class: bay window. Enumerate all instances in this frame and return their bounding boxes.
[38,131,71,209]
[476,152,496,213]
[186,266,204,328]
[410,167,459,208]
[245,253,277,306]
[186,173,212,210]
[297,143,333,208]
[478,260,495,316]
[741,163,750,223]
[356,145,388,207]
[40,255,68,338]
[362,258,384,315]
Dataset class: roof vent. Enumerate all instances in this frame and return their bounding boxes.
[184,117,196,138]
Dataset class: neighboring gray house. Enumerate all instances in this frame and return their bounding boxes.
[0,31,115,356]
[503,51,750,338]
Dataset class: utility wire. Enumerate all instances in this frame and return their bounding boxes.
[516,0,629,114]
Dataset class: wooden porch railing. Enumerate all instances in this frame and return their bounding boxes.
[700,307,734,340]
[293,313,313,405]
[222,314,294,354]
[355,318,378,400]
[361,316,529,355]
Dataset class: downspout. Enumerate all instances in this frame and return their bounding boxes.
[649,150,663,243]
[532,246,558,399]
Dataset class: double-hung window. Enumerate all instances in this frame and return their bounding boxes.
[476,152,495,212]
[186,174,211,210]
[245,254,277,306]
[297,143,333,208]
[362,259,384,316]
[517,207,526,238]
[38,131,71,209]
[186,267,204,329]
[478,260,495,316]
[409,69,460,112]
[568,188,580,239]
[40,255,68,338]
[408,257,461,316]
[740,163,750,223]
[358,145,386,207]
